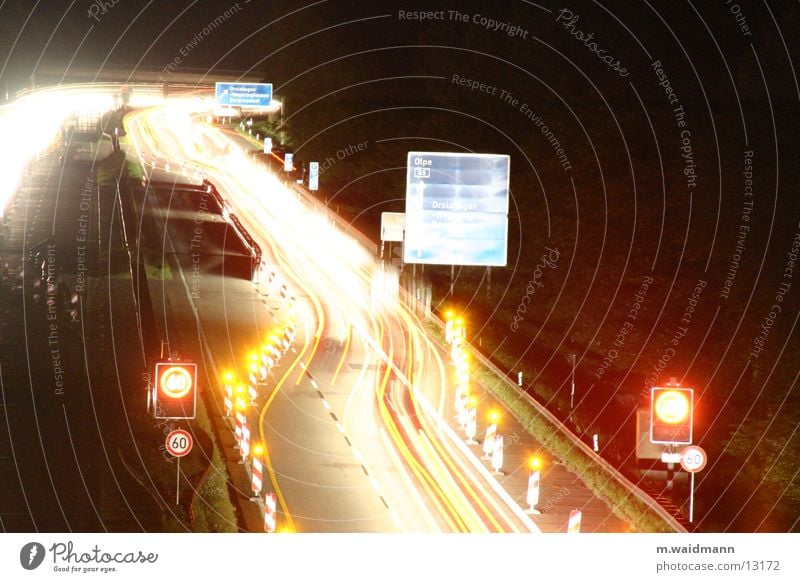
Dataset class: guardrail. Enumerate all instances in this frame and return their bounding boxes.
[417,303,688,533]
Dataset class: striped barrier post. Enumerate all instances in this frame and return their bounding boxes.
[526,470,541,514]
[264,493,277,533]
[223,385,233,418]
[279,284,288,307]
[491,434,504,475]
[482,422,497,460]
[568,509,582,533]
[252,458,263,498]
[454,384,466,419]
[465,405,478,445]
[234,411,244,449]
[240,421,250,462]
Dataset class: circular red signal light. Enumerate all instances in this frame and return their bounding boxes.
[654,390,690,424]
[160,366,193,399]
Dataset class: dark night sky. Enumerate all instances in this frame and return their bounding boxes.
[2,1,799,532]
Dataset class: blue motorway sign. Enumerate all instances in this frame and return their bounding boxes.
[309,161,319,191]
[215,82,273,107]
[404,152,509,266]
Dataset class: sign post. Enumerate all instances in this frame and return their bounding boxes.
[165,429,193,505]
[309,161,319,191]
[680,445,707,523]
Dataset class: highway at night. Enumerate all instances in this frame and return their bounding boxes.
[126,97,543,532]
[121,93,649,532]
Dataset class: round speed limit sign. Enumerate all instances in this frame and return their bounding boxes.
[165,429,193,458]
[680,445,707,473]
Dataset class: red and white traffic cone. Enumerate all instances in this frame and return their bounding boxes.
[568,509,582,534]
[264,493,277,533]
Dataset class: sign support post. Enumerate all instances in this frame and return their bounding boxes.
[165,429,193,506]
[680,445,707,524]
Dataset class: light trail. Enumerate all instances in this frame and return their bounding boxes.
[125,93,540,533]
